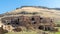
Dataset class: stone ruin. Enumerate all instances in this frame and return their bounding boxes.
[1,15,56,32]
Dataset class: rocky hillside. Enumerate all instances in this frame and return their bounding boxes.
[0,6,60,24]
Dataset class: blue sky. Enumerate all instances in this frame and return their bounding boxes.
[0,0,60,14]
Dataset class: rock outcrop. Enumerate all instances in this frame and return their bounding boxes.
[0,15,55,32]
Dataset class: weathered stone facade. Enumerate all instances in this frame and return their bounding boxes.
[1,15,55,32]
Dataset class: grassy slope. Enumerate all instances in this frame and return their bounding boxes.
[5,29,60,34]
[5,31,60,34]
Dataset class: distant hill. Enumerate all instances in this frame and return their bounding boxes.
[1,6,60,17]
[0,6,60,24]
